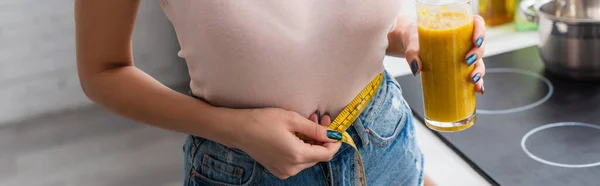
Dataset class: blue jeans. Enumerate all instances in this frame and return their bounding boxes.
[183,71,424,186]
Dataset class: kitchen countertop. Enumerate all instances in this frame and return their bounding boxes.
[383,22,539,185]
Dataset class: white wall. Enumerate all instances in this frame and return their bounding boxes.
[0,0,189,125]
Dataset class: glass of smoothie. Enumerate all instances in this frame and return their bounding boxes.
[416,0,477,132]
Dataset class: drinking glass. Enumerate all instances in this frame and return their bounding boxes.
[416,0,477,132]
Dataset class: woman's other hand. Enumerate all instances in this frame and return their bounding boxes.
[402,15,487,94]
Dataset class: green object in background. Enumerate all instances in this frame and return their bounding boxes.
[514,0,538,31]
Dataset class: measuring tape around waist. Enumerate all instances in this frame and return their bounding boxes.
[296,72,383,186]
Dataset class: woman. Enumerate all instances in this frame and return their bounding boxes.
[74,0,486,185]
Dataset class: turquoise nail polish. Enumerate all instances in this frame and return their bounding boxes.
[466,54,477,66]
[327,130,342,140]
[472,73,481,84]
[476,36,484,48]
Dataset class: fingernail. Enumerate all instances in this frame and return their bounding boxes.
[476,36,484,48]
[410,59,419,75]
[466,54,477,66]
[481,85,485,94]
[472,73,481,84]
[326,130,342,140]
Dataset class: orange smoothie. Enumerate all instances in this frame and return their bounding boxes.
[418,12,476,132]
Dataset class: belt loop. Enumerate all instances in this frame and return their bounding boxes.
[352,120,370,148]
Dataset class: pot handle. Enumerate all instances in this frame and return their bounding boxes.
[519,0,538,23]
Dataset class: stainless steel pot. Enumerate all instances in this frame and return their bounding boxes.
[520,0,600,80]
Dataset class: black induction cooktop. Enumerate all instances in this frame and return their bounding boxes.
[395,46,600,186]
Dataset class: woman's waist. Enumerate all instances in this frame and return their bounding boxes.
[190,70,384,118]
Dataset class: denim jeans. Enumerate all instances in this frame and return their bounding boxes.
[183,70,424,186]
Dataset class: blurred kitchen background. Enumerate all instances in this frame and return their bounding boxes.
[4,0,597,185]
[1,0,190,186]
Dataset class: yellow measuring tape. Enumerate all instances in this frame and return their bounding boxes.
[297,72,383,186]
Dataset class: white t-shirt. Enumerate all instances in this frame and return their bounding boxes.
[160,0,402,117]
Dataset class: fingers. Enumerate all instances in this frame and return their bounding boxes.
[304,112,331,144]
[292,112,341,162]
[310,111,331,127]
[273,141,341,179]
[308,113,318,123]
[320,113,331,126]
[272,142,340,179]
[405,48,422,76]
[299,140,342,163]
[467,15,486,95]
[475,79,485,94]
[465,38,485,67]
[472,15,486,49]
[471,58,486,78]
[469,58,486,94]
[313,114,331,145]
[292,116,342,143]
[403,23,422,76]
[272,112,342,179]
[465,15,486,67]
[304,113,319,144]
